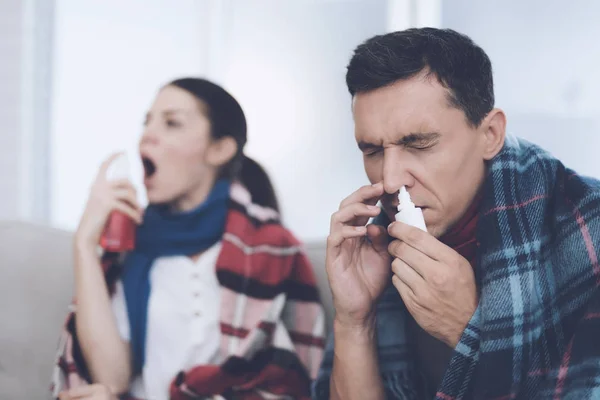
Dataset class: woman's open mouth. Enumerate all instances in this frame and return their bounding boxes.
[142,156,157,179]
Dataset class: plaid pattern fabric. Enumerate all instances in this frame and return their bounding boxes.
[51,182,325,400]
[313,136,600,399]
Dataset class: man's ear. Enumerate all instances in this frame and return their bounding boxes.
[480,108,507,161]
[206,137,238,167]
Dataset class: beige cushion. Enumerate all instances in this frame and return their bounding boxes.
[0,220,331,399]
[304,242,334,334]
[0,221,74,400]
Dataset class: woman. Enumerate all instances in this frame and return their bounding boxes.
[52,78,325,400]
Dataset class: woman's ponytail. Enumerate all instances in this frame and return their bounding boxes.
[238,155,280,213]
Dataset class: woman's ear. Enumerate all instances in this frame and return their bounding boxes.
[206,137,238,168]
[481,108,507,160]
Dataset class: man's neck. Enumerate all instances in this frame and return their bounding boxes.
[439,192,482,266]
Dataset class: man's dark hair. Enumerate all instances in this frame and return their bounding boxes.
[346,28,494,127]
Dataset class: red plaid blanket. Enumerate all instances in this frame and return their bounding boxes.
[51,183,325,399]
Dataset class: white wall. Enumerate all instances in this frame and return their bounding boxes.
[0,0,53,223]
[0,0,24,221]
[223,0,388,240]
[50,0,391,241]
[53,1,599,240]
[50,0,209,230]
[443,0,600,178]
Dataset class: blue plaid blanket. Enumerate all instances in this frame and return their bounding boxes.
[313,136,600,399]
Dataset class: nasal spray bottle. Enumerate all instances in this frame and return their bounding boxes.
[395,186,427,232]
[100,154,136,252]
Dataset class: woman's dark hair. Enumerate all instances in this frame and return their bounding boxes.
[169,78,279,212]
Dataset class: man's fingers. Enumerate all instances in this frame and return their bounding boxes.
[339,182,384,210]
[327,225,367,249]
[392,274,416,304]
[330,203,381,230]
[366,224,388,253]
[391,258,424,293]
[388,221,452,262]
[388,239,433,278]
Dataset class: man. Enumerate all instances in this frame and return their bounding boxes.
[313,27,600,399]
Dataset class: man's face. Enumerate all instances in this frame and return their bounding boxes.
[353,74,489,238]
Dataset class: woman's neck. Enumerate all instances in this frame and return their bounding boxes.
[169,176,217,213]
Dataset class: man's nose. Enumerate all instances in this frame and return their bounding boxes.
[382,152,415,195]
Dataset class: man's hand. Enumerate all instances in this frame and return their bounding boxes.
[58,384,118,400]
[388,221,478,348]
[327,183,391,400]
[326,182,391,328]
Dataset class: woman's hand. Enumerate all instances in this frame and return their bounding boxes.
[58,384,119,400]
[75,153,143,250]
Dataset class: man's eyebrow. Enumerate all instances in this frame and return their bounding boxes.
[357,132,441,151]
[395,132,441,146]
[357,140,381,151]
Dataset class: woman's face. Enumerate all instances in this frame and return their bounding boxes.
[139,85,218,210]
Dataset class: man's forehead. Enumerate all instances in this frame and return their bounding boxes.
[352,79,454,137]
[353,76,449,110]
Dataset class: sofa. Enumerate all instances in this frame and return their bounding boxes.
[0,220,333,400]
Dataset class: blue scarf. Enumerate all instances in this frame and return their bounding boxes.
[120,179,230,375]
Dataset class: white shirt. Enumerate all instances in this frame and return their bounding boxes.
[111,242,223,400]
